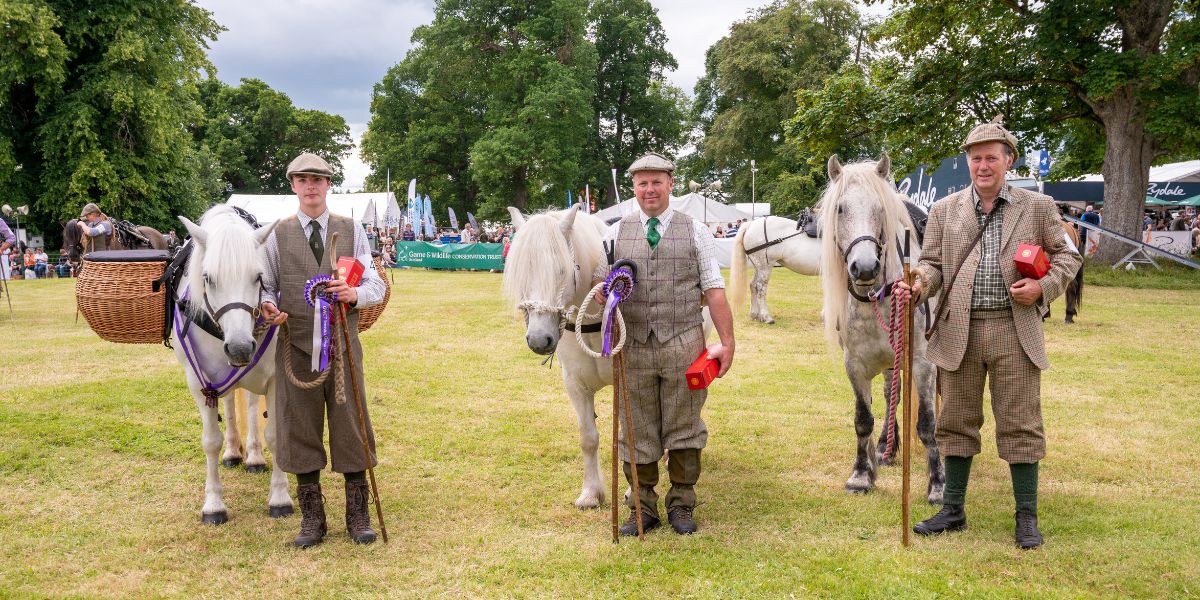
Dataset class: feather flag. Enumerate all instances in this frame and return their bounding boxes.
[567,189,573,210]
[584,185,590,213]
[448,207,459,231]
[467,212,479,232]
[423,195,435,239]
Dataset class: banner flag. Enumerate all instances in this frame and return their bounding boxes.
[1038,150,1050,177]
[393,241,505,270]
[567,189,573,210]
[423,195,435,238]
[448,207,459,230]
[585,185,590,213]
[407,178,417,200]
[467,212,479,231]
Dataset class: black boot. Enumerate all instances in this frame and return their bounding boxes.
[913,503,966,536]
[618,510,661,536]
[1015,511,1043,549]
[345,478,377,545]
[293,482,327,548]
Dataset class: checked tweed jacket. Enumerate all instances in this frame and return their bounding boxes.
[916,186,1081,371]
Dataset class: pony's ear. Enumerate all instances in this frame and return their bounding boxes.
[827,155,843,181]
[507,207,525,232]
[179,215,206,246]
[876,153,892,180]
[560,203,580,237]
[253,218,280,246]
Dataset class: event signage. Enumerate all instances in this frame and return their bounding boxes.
[392,241,504,270]
[1043,181,1200,203]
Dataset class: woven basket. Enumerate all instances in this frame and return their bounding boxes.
[76,250,171,344]
[357,254,390,332]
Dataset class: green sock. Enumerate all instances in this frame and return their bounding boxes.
[345,470,366,483]
[1010,462,1039,515]
[297,470,320,485]
[943,455,972,506]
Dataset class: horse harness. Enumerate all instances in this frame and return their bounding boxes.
[741,210,818,256]
[515,233,603,361]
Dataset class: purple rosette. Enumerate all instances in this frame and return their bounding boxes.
[600,266,636,357]
[304,275,334,372]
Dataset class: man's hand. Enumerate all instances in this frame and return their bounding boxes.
[1009,278,1042,305]
[260,301,288,325]
[894,272,923,300]
[78,221,88,235]
[324,278,359,305]
[708,343,735,378]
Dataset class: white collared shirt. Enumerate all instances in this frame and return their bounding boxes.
[261,209,386,308]
[598,207,725,291]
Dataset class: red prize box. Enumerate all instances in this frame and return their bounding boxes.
[336,256,365,286]
[685,348,721,390]
[1014,244,1050,279]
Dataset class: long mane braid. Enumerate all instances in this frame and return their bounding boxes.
[817,161,915,348]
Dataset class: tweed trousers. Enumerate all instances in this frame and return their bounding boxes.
[936,310,1045,463]
[618,324,708,463]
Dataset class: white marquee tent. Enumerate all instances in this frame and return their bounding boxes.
[226,193,391,227]
[592,193,751,226]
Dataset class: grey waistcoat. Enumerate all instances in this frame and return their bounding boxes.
[614,212,703,344]
[275,214,360,351]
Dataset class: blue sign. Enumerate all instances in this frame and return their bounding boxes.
[1038,150,1050,177]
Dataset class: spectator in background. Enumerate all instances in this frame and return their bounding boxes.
[401,223,415,242]
[460,222,475,243]
[0,217,14,280]
[23,248,36,278]
[33,247,48,279]
[715,225,725,238]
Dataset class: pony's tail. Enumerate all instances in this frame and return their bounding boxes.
[729,226,750,315]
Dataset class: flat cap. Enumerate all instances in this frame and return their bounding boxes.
[286,153,334,179]
[80,203,101,218]
[627,152,675,175]
[962,115,1019,155]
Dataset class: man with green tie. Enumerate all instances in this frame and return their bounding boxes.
[593,152,736,536]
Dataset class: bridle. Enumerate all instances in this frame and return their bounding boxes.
[839,231,889,303]
[196,273,270,339]
[516,236,581,335]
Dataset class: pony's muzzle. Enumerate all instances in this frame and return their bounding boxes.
[849,257,880,284]
[526,332,558,356]
[224,340,256,367]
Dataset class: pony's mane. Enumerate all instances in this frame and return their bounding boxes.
[62,219,82,251]
[185,204,262,318]
[817,161,915,347]
[501,208,606,311]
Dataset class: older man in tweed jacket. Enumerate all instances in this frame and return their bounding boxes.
[904,120,1081,549]
[593,153,736,536]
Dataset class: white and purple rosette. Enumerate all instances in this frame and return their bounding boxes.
[304,275,334,372]
[600,266,635,357]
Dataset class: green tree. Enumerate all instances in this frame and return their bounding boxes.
[788,0,1200,264]
[691,0,863,214]
[0,0,224,238]
[194,78,353,194]
[586,0,689,206]
[364,0,596,221]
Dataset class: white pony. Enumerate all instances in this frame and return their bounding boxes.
[174,205,293,524]
[818,155,944,504]
[729,215,822,323]
[502,205,612,508]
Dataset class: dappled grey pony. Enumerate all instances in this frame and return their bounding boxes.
[818,154,944,504]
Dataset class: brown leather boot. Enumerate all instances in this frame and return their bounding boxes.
[345,478,377,545]
[293,482,327,549]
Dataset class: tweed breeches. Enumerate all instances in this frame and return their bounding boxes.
[273,341,377,474]
[936,310,1046,463]
[618,324,708,463]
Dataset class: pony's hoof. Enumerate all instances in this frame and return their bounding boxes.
[876,453,895,467]
[268,504,294,518]
[1065,316,1074,324]
[845,472,875,494]
[927,485,945,505]
[574,492,604,510]
[201,511,228,525]
[221,457,243,468]
[245,463,267,474]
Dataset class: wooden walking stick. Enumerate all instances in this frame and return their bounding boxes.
[616,344,645,541]
[901,229,915,547]
[329,232,390,544]
[611,363,620,543]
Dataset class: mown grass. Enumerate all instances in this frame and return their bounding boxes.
[1083,257,1200,290]
[0,270,1197,599]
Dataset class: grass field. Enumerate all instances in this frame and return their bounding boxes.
[0,269,1197,599]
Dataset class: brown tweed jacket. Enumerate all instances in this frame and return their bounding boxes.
[916,186,1081,371]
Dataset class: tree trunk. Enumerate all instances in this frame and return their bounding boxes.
[1093,90,1155,266]
[513,166,529,211]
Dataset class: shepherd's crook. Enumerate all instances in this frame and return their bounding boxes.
[901,229,915,547]
[329,232,389,544]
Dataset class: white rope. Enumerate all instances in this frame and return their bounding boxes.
[516,240,579,335]
[575,282,626,359]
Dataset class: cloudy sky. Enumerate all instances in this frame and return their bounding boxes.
[196,1,878,189]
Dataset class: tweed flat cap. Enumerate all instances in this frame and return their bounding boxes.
[962,115,1019,155]
[286,153,334,179]
[80,203,101,218]
[627,152,676,175]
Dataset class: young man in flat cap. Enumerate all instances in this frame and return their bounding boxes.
[900,119,1080,549]
[593,152,735,535]
[259,152,388,548]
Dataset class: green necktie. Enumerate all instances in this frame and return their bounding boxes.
[646,217,661,249]
[308,220,324,264]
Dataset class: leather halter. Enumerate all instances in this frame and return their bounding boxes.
[840,233,887,303]
[198,274,267,338]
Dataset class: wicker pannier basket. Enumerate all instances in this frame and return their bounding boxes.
[76,250,172,344]
[357,254,390,332]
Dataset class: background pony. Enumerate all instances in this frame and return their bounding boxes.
[63,217,169,270]
[818,154,944,504]
[729,215,822,323]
